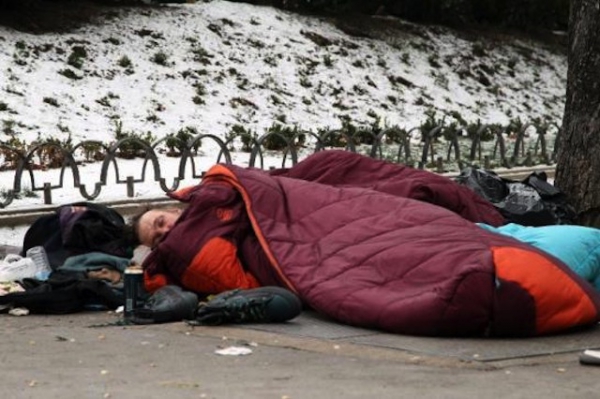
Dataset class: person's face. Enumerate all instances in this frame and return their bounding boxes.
[137,208,182,248]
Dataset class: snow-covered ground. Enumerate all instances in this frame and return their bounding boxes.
[0,1,567,245]
[1,2,567,143]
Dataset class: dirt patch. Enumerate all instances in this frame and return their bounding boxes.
[333,14,430,42]
[0,0,144,33]
[331,13,567,54]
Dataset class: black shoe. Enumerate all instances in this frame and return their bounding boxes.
[131,285,199,324]
[191,286,302,326]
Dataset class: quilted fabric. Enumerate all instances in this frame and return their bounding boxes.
[142,152,600,336]
[270,150,505,226]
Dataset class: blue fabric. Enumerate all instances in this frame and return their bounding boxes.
[478,223,600,291]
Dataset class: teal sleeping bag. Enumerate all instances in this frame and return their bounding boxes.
[479,223,600,291]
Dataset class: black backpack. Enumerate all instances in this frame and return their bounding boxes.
[21,202,133,269]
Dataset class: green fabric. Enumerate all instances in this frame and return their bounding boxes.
[60,252,130,273]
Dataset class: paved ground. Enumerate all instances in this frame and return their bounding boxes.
[1,309,599,399]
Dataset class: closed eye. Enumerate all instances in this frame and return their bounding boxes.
[151,216,165,248]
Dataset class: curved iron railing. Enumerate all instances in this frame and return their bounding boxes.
[0,122,560,208]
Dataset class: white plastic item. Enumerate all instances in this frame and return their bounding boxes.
[25,246,52,277]
[0,255,39,282]
[214,346,253,356]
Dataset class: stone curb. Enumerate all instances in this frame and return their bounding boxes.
[0,166,556,227]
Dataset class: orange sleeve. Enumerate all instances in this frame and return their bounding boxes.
[180,236,260,295]
[143,271,169,293]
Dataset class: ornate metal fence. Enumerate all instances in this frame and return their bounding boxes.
[0,122,561,208]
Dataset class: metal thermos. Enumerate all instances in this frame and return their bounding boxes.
[124,267,145,321]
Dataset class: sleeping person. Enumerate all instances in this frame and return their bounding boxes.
[129,151,600,337]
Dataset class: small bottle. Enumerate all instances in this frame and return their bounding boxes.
[25,246,52,278]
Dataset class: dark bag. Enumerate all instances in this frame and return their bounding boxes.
[455,167,577,226]
[0,270,124,314]
[21,202,133,269]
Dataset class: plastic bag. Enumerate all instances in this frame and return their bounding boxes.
[455,167,577,226]
[0,255,37,282]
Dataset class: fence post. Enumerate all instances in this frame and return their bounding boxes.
[43,183,52,205]
[436,157,444,173]
[127,176,134,198]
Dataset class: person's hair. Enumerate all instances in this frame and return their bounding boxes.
[128,206,153,248]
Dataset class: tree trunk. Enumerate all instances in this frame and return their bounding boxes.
[555,0,600,227]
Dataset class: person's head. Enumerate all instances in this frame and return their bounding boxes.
[130,206,183,248]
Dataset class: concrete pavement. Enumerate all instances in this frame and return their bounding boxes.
[1,310,599,399]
